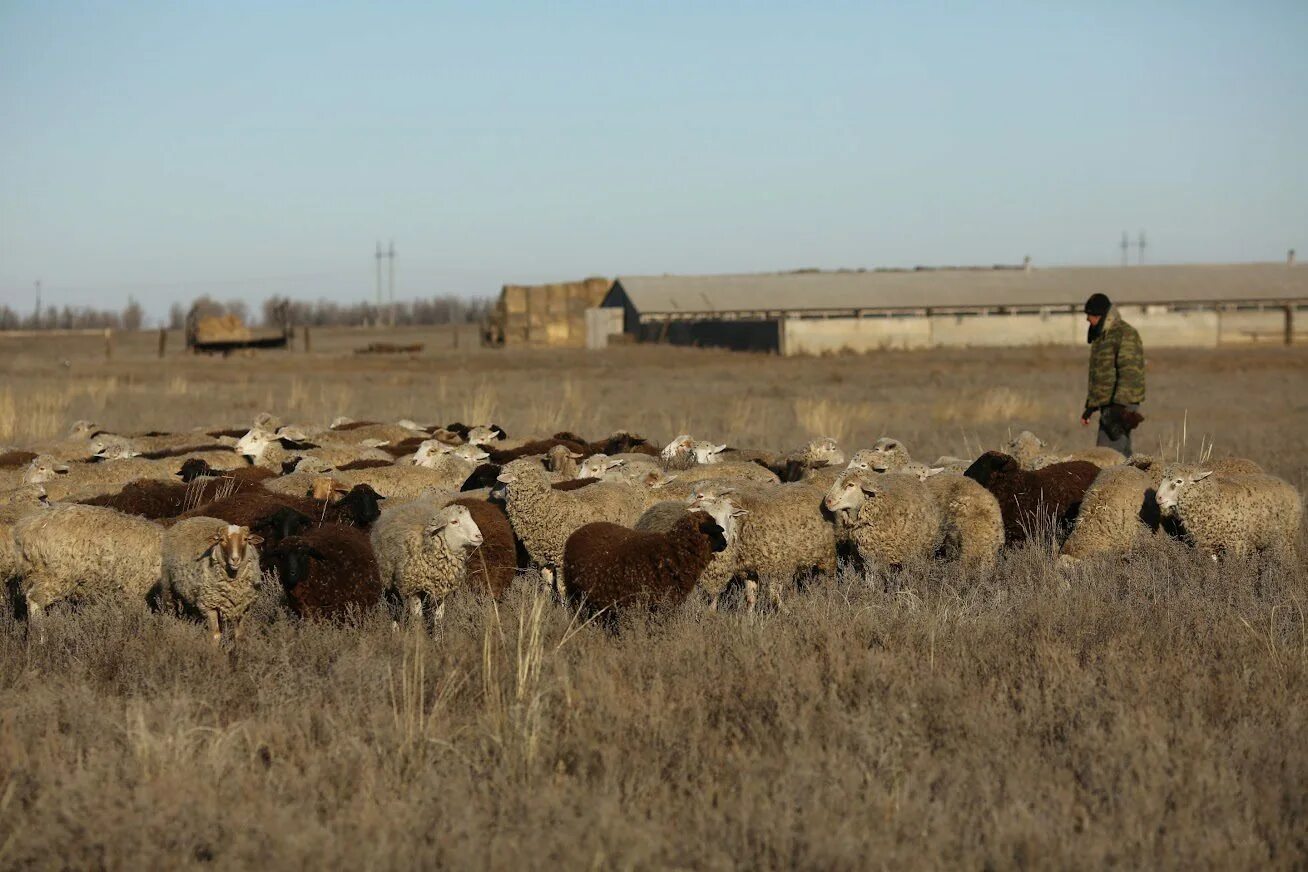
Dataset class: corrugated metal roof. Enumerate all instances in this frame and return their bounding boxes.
[611,263,1308,315]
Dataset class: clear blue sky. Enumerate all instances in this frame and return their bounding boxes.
[2,1,1305,319]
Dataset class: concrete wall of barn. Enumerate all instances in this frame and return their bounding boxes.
[779,307,1296,355]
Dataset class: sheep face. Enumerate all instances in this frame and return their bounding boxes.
[426,505,484,552]
[496,459,546,488]
[465,425,503,445]
[68,420,100,439]
[91,436,139,460]
[177,458,215,482]
[545,444,583,475]
[1155,469,1213,513]
[412,440,450,467]
[805,437,847,467]
[698,495,746,548]
[24,456,69,484]
[236,428,273,460]
[336,485,385,526]
[209,524,263,577]
[824,476,868,515]
[252,412,282,432]
[310,476,346,502]
[578,454,624,480]
[451,444,489,464]
[267,543,325,590]
[691,441,727,465]
[1004,431,1046,462]
[661,435,694,461]
[963,451,1019,487]
[330,416,355,429]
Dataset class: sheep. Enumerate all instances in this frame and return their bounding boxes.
[446,497,519,599]
[923,472,1004,573]
[1005,430,1125,470]
[262,523,383,621]
[0,455,70,492]
[326,463,467,501]
[786,436,846,468]
[177,458,276,484]
[823,472,941,578]
[160,519,264,643]
[370,500,484,622]
[689,481,837,610]
[584,431,659,458]
[563,510,733,619]
[171,483,384,531]
[78,476,253,520]
[237,428,391,470]
[1154,468,1301,563]
[1057,464,1157,567]
[577,453,662,485]
[1129,454,1265,483]
[964,452,1100,546]
[248,506,315,549]
[846,446,934,481]
[486,436,589,466]
[11,504,163,637]
[659,434,727,467]
[494,458,647,596]
[634,496,746,609]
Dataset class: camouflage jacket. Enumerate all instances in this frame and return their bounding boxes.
[1085,307,1145,409]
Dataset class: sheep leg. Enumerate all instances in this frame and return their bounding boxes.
[204,609,222,645]
[430,599,446,623]
[23,575,59,645]
[229,612,245,644]
[706,593,720,612]
[406,595,424,627]
[743,578,759,612]
[766,579,784,612]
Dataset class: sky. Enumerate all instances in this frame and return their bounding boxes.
[1,1,1305,320]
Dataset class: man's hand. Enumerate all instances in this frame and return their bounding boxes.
[1080,409,1093,426]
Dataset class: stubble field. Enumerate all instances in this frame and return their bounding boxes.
[1,327,1306,868]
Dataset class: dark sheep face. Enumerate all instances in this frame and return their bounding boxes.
[699,517,729,553]
[963,451,1017,486]
[461,463,503,493]
[253,507,314,546]
[177,458,213,482]
[281,458,303,475]
[489,424,508,441]
[444,422,471,439]
[337,485,384,525]
[270,544,326,589]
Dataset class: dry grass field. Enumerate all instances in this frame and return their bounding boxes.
[1,328,1306,868]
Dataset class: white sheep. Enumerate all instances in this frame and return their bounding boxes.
[923,471,1004,573]
[12,504,164,638]
[160,518,265,643]
[1058,465,1156,567]
[1155,467,1301,562]
[823,471,941,577]
[370,499,484,622]
[690,480,837,610]
[634,495,747,609]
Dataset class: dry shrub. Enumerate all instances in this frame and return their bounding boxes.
[794,396,871,444]
[933,386,1043,425]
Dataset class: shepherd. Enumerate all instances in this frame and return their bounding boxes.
[1081,293,1145,456]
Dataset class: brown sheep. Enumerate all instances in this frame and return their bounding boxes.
[562,510,730,619]
[262,524,383,621]
[964,451,1100,545]
[177,458,276,484]
[171,483,385,531]
[79,477,261,520]
[0,450,39,470]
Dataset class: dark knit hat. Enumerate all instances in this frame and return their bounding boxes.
[1084,293,1111,316]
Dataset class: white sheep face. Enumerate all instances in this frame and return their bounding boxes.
[1155,470,1213,513]
[235,428,272,459]
[699,495,746,548]
[92,437,140,460]
[691,441,727,464]
[212,524,262,575]
[412,440,449,467]
[661,435,694,461]
[451,444,490,464]
[465,425,498,445]
[23,456,69,484]
[805,437,847,467]
[427,505,483,551]
[1004,431,1046,462]
[824,477,867,514]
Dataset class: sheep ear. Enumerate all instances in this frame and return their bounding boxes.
[731,507,749,518]
[924,467,945,477]
[247,534,264,547]
[568,450,583,459]
[1191,470,1213,483]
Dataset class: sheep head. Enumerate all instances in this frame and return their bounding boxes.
[335,484,385,526]
[823,473,870,515]
[963,451,1019,487]
[800,436,846,468]
[578,453,624,480]
[661,434,695,461]
[425,505,483,552]
[1004,431,1047,464]
[1154,468,1214,513]
[23,455,69,484]
[177,458,215,482]
[207,524,263,577]
[691,441,728,465]
[67,420,100,439]
[251,507,314,547]
[268,542,326,590]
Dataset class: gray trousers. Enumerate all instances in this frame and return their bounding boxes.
[1096,403,1139,457]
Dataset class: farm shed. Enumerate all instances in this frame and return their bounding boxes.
[483,277,610,348]
[600,262,1308,354]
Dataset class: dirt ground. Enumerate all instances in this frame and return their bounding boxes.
[0,330,1305,868]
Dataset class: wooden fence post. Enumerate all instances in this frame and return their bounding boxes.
[1286,305,1294,346]
[452,325,459,349]
[104,328,113,359]
[157,328,167,358]
[303,327,311,353]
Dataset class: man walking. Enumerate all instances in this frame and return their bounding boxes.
[1081,292,1145,456]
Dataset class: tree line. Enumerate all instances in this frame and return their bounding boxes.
[0,294,491,331]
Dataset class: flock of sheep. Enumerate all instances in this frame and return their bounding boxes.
[0,413,1301,643]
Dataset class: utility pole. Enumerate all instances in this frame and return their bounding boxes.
[34,279,41,325]
[374,241,383,326]
[1120,232,1129,266]
[387,240,396,328]
[1137,230,1147,265]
